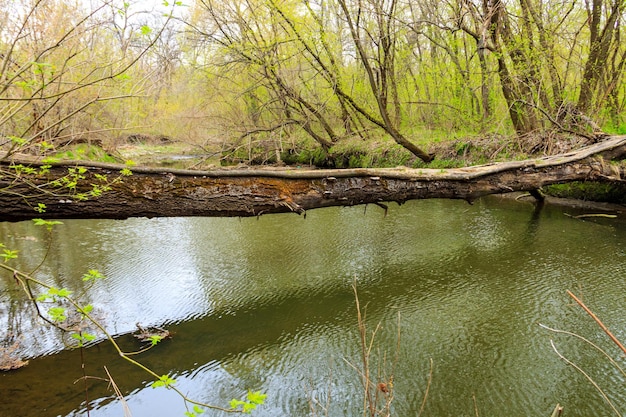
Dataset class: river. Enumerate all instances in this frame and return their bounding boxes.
[0,197,625,416]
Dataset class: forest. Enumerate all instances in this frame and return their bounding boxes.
[1,0,625,168]
[2,3,626,416]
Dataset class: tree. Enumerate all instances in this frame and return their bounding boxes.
[450,0,625,136]
[577,0,626,121]
[179,0,626,163]
[187,0,347,156]
[187,0,433,163]
[334,0,433,161]
[0,0,179,157]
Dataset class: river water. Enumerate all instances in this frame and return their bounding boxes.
[0,197,625,417]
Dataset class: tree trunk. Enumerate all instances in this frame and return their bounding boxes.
[1,136,625,221]
[337,0,433,162]
[577,0,622,114]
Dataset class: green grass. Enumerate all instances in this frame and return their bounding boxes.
[52,144,117,163]
[603,122,626,135]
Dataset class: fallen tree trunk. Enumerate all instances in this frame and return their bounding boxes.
[1,135,625,221]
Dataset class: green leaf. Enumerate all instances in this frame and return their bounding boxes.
[32,61,53,75]
[9,136,26,145]
[71,332,96,347]
[230,399,245,409]
[183,407,204,417]
[15,81,35,91]
[229,391,266,413]
[90,185,103,197]
[1,249,18,261]
[151,374,176,388]
[120,168,133,176]
[38,286,71,301]
[149,335,163,346]
[247,390,267,405]
[78,332,95,341]
[82,269,105,281]
[32,218,63,231]
[34,203,46,213]
[38,141,54,150]
[140,25,152,36]
[48,307,67,322]
[56,288,72,298]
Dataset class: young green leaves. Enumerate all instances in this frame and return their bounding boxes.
[0,245,18,262]
[230,391,267,414]
[151,374,176,389]
[184,405,205,417]
[37,286,73,301]
[82,269,105,282]
[71,332,96,347]
[47,306,67,323]
[33,218,63,231]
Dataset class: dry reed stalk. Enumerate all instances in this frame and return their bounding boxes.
[104,366,133,417]
[567,290,626,355]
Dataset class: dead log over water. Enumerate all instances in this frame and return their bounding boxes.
[1,135,625,221]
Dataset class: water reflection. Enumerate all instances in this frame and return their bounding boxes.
[1,198,625,417]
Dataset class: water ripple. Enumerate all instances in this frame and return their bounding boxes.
[1,200,626,417]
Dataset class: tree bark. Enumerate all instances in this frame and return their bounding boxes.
[1,136,625,222]
[577,0,622,114]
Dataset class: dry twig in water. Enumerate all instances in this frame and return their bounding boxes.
[567,290,626,355]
